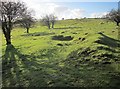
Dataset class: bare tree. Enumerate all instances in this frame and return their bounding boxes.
[17,15,35,33]
[41,14,57,29]
[0,1,31,45]
[41,15,51,29]
[49,14,57,29]
[105,9,120,26]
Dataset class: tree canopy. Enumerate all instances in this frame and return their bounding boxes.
[0,1,33,45]
[105,9,120,26]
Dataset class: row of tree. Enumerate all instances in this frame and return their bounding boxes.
[0,1,120,45]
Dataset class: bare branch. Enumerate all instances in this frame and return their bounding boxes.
[0,0,33,45]
[105,9,120,26]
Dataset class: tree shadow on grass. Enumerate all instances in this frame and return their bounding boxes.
[52,35,73,41]
[62,47,120,88]
[97,46,118,53]
[2,45,51,87]
[2,44,120,88]
[95,33,120,48]
[2,45,23,87]
[2,45,81,87]
[21,32,55,36]
[54,26,82,30]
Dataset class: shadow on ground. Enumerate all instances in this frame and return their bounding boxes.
[2,45,53,87]
[54,26,82,30]
[2,44,120,88]
[64,46,120,87]
[52,35,73,41]
[21,32,55,36]
[95,33,120,48]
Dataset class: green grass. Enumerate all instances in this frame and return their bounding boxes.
[2,18,120,87]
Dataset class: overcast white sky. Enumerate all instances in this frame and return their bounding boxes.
[21,0,119,19]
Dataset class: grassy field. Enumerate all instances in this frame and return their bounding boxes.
[2,18,120,87]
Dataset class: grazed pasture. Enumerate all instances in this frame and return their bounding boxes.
[2,19,120,87]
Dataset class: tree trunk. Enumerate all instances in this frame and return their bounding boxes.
[27,28,29,33]
[2,22,11,45]
[117,22,119,26]
[52,23,54,29]
[6,31,11,45]
[48,24,50,29]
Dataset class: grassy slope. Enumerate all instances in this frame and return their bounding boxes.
[2,18,120,87]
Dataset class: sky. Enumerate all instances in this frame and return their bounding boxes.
[21,0,119,19]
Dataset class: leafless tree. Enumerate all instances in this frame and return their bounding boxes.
[0,0,32,45]
[41,14,57,29]
[49,14,57,29]
[41,15,51,29]
[16,15,35,33]
[105,9,120,26]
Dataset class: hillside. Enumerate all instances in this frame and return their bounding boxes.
[2,19,120,87]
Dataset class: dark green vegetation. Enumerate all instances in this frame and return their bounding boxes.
[2,19,120,87]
